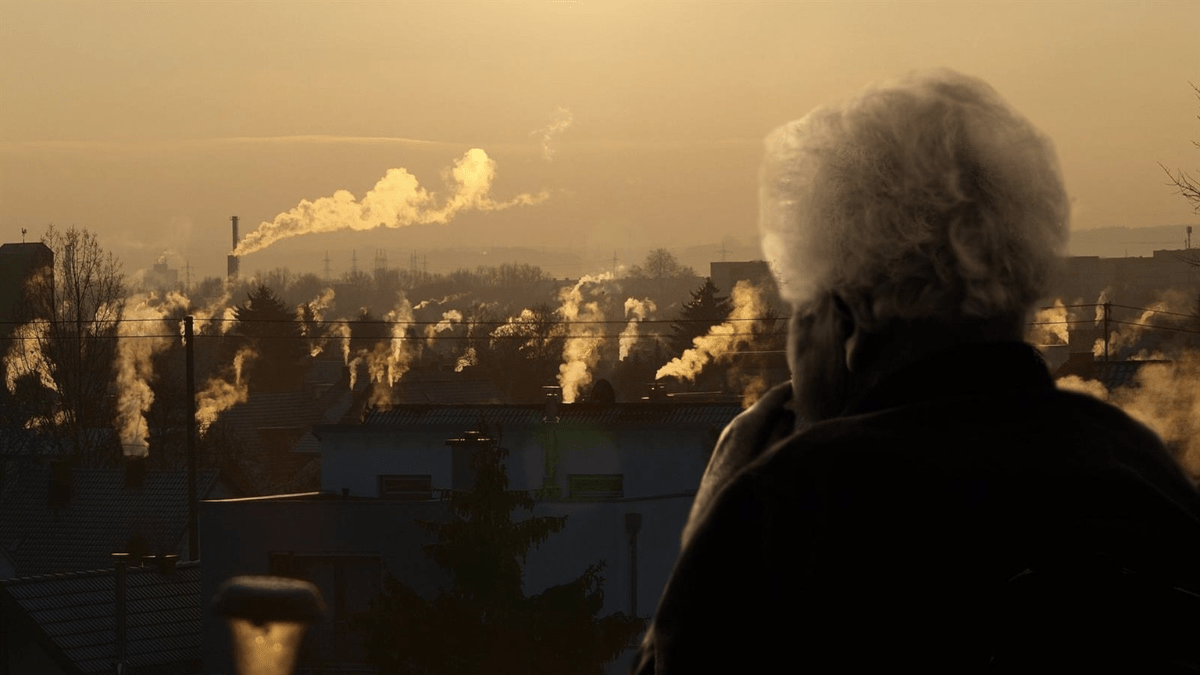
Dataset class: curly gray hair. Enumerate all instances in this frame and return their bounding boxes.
[759,68,1070,329]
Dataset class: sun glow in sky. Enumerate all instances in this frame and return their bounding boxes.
[1,1,1197,280]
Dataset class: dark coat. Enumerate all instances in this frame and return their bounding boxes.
[633,342,1200,673]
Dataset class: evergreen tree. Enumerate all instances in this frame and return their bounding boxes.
[231,284,309,392]
[355,433,645,675]
[669,278,733,356]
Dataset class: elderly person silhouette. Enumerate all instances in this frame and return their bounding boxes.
[631,69,1200,673]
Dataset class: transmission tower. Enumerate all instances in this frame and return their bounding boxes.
[350,250,358,277]
[374,249,387,277]
[323,251,332,280]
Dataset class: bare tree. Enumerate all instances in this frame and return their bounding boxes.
[1159,82,1200,268]
[10,225,126,465]
[627,248,696,279]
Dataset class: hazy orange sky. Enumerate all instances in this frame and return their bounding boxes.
[1,1,1197,282]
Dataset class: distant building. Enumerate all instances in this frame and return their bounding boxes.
[141,261,180,294]
[1054,248,1200,307]
[0,242,53,338]
[709,260,783,308]
[201,395,744,675]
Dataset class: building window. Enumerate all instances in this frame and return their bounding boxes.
[568,474,624,499]
[268,552,382,666]
[378,474,433,500]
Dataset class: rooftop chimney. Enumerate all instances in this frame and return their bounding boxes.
[124,455,147,490]
[48,460,71,510]
[542,385,562,422]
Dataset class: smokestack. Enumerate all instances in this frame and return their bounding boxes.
[227,216,240,279]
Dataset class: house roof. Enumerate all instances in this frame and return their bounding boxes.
[1,560,201,674]
[1053,353,1172,392]
[218,387,355,451]
[0,467,217,577]
[350,401,744,430]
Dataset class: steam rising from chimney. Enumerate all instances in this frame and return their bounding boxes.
[195,345,256,433]
[426,310,463,346]
[1028,299,1069,346]
[1092,288,1193,360]
[4,320,57,397]
[114,292,190,456]
[619,298,656,360]
[557,273,613,403]
[363,292,415,407]
[1056,353,1200,478]
[656,280,767,382]
[231,149,548,256]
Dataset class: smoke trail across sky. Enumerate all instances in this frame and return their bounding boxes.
[233,148,549,256]
[532,106,573,161]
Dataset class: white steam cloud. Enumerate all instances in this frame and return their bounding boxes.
[656,281,768,383]
[557,273,613,403]
[619,298,656,360]
[233,148,549,256]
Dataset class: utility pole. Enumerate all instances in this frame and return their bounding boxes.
[185,316,199,561]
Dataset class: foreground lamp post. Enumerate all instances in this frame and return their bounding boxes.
[211,576,326,675]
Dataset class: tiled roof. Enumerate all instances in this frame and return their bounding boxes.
[360,402,744,429]
[1054,356,1172,392]
[219,388,356,452]
[0,467,217,577]
[1,560,202,674]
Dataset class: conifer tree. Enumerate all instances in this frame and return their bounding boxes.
[669,278,733,356]
[355,433,645,675]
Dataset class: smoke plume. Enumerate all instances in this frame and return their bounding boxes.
[656,281,767,382]
[1028,299,1069,346]
[3,320,57,396]
[426,310,463,345]
[1093,288,1195,360]
[532,107,574,161]
[619,298,656,360]
[1056,353,1200,478]
[556,273,614,403]
[297,287,336,357]
[113,292,189,456]
[196,345,256,434]
[232,149,549,256]
[364,293,416,407]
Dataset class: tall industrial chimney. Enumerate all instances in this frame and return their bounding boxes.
[227,216,240,279]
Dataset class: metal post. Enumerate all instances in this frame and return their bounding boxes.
[186,316,199,561]
[1103,302,1110,362]
[113,552,128,673]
